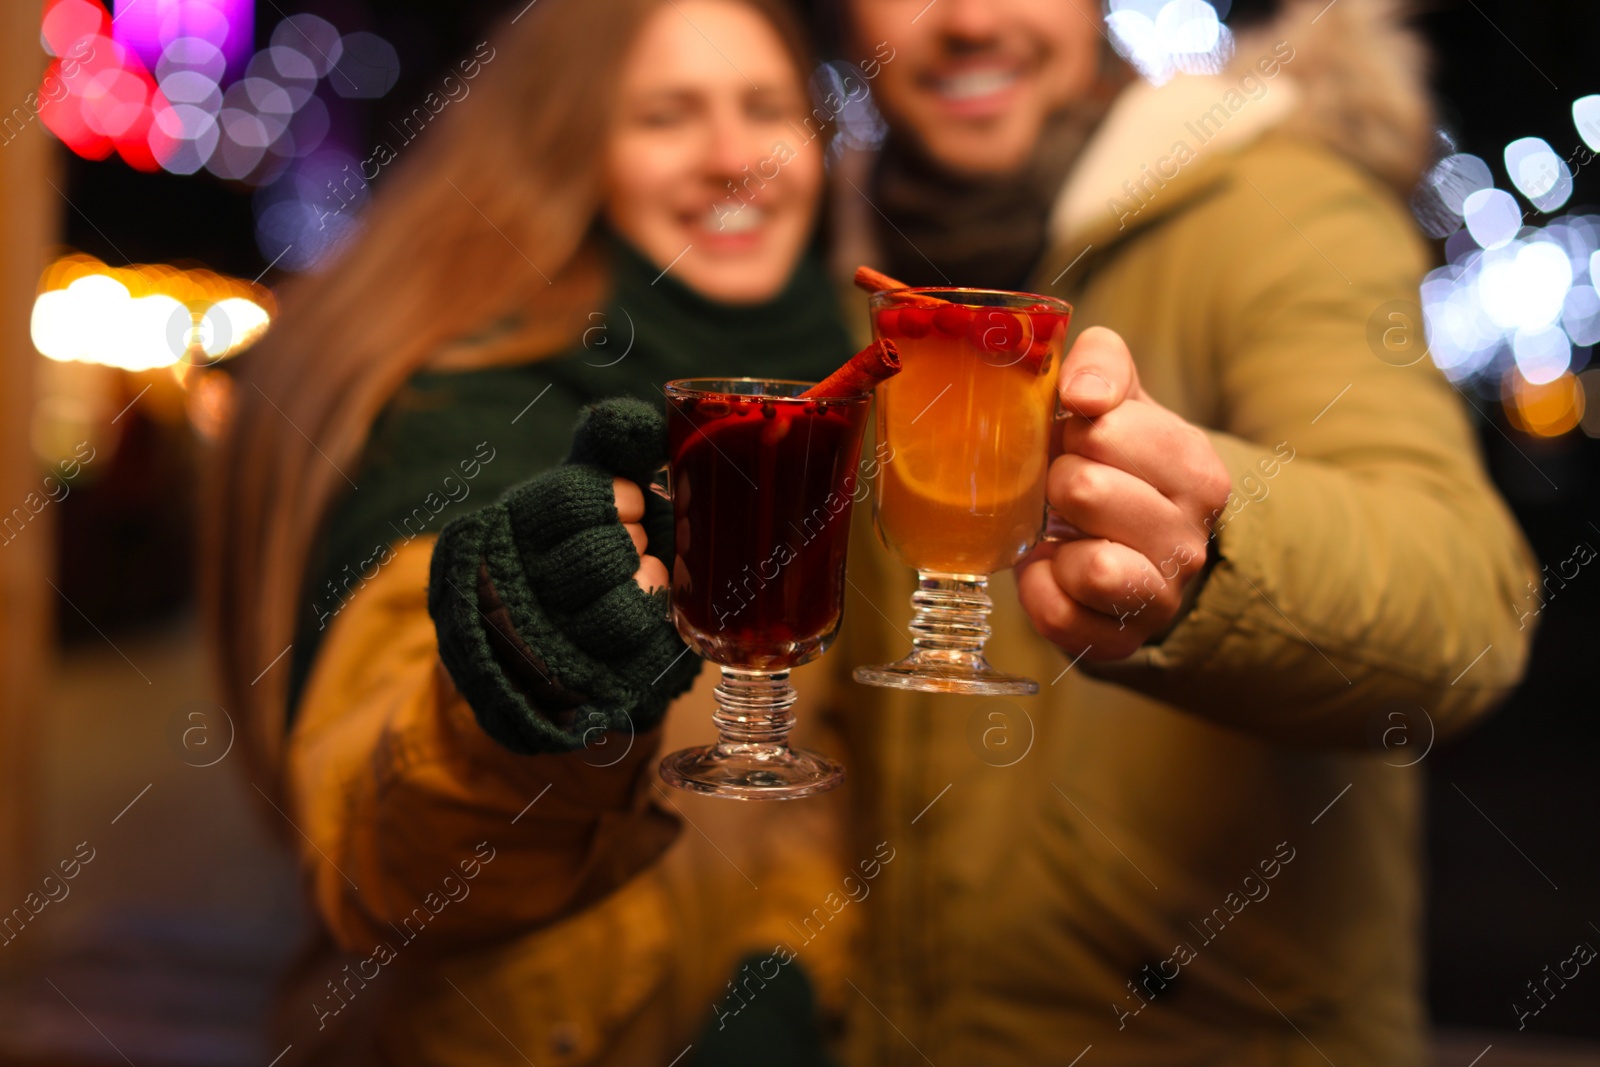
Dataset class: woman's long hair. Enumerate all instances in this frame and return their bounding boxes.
[207,0,819,786]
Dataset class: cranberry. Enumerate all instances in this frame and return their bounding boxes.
[1025,311,1058,345]
[875,308,900,337]
[898,306,934,338]
[933,304,973,337]
[1025,339,1054,375]
[971,309,1025,354]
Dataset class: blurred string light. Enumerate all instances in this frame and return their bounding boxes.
[38,0,397,183]
[1410,99,1600,437]
[814,61,887,156]
[1106,0,1234,86]
[1575,96,1600,154]
[1505,370,1585,438]
[1463,187,1521,249]
[245,29,400,269]
[113,0,252,78]
[30,253,273,372]
[1505,137,1572,214]
[38,0,170,170]
[253,148,366,271]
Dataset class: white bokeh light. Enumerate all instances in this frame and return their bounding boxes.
[157,36,226,83]
[1107,0,1233,86]
[208,107,268,179]
[132,12,377,182]
[1512,324,1572,385]
[1476,240,1572,332]
[1463,188,1523,250]
[249,48,316,110]
[1422,262,1502,379]
[149,101,220,174]
[124,294,190,371]
[1420,210,1600,409]
[30,275,201,371]
[30,288,85,362]
[158,69,221,113]
[56,8,402,185]
[204,297,272,356]
[1413,152,1493,236]
[1562,285,1600,347]
[1574,96,1600,154]
[1505,137,1573,214]
[1432,153,1494,214]
[241,76,295,141]
[1546,218,1597,279]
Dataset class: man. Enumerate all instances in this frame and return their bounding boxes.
[816,0,1537,1062]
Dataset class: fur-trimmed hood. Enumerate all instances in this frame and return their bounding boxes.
[1051,0,1435,246]
[1244,0,1433,192]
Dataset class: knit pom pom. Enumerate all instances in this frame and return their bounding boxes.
[567,397,668,489]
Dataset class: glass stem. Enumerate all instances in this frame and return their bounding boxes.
[712,668,797,750]
[909,572,994,655]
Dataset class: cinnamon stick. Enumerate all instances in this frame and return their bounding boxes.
[802,339,900,398]
[852,266,947,308]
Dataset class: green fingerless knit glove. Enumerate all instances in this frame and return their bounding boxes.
[427,397,701,755]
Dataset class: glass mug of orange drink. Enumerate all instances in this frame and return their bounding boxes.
[853,288,1072,696]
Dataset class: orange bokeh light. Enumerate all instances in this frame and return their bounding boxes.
[1503,370,1585,437]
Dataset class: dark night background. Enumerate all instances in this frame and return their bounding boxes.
[45,0,1600,1044]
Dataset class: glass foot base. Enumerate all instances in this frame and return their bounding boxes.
[659,743,844,801]
[854,650,1039,696]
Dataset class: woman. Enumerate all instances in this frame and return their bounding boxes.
[210,0,860,1061]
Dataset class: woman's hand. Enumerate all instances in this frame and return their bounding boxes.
[429,397,701,756]
[1017,327,1232,660]
[615,476,669,592]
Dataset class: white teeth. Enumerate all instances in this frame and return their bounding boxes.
[707,204,764,234]
[937,69,1018,101]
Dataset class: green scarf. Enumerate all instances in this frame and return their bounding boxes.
[286,232,853,717]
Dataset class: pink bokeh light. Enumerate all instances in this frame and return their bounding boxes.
[113,0,254,80]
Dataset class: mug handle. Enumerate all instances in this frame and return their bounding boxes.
[1040,405,1085,543]
[647,462,673,620]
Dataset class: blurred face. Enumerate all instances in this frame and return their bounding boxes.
[605,0,823,304]
[851,0,1100,176]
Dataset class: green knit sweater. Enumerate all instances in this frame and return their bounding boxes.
[287,233,853,720]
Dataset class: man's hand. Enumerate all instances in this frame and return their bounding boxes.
[1016,327,1232,660]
